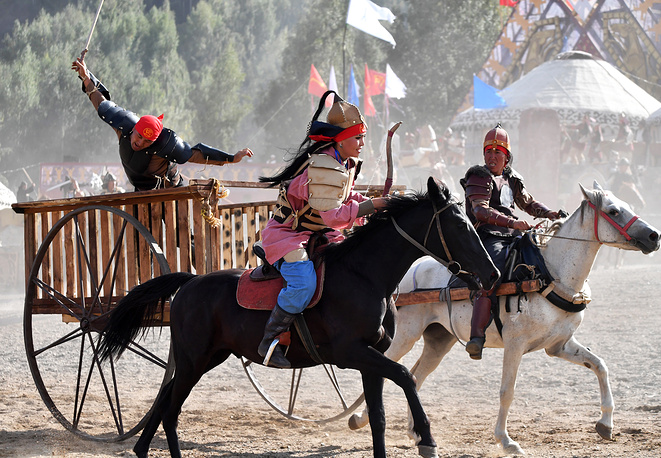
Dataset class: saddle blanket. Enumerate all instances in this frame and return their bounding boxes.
[236,263,325,310]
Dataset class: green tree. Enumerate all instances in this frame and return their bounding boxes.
[257,0,390,158]
[388,0,500,131]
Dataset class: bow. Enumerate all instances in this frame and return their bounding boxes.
[383,121,402,196]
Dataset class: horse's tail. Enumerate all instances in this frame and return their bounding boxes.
[98,272,196,363]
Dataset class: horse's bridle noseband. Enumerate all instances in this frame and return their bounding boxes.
[390,199,468,276]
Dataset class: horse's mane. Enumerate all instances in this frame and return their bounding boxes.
[578,188,605,223]
[323,190,431,263]
[539,189,604,243]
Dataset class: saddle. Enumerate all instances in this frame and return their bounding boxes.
[435,233,550,303]
[236,234,328,310]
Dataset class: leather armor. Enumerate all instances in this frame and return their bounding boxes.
[273,154,360,232]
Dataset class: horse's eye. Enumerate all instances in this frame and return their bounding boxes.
[609,209,619,217]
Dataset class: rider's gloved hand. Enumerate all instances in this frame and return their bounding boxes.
[545,209,568,220]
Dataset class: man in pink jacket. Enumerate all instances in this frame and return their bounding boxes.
[257,91,388,368]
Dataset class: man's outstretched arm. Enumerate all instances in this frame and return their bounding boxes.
[71,58,106,111]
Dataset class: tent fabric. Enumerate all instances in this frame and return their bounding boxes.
[453,52,661,129]
[0,181,16,210]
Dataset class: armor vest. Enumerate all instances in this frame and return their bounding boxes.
[118,134,182,191]
[273,154,360,232]
[462,165,523,237]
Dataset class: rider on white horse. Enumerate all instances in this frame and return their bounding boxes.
[461,123,565,360]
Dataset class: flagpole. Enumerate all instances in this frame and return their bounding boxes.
[342,1,351,96]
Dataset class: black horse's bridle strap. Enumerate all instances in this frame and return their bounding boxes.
[390,200,467,275]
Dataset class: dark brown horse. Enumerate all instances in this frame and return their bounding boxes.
[98,177,499,458]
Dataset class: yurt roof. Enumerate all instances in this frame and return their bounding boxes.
[452,51,661,129]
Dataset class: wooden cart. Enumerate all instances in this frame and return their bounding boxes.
[12,179,388,441]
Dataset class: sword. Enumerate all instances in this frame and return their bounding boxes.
[80,0,105,62]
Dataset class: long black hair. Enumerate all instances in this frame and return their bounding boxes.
[260,91,339,186]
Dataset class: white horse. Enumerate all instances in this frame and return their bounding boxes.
[349,182,660,455]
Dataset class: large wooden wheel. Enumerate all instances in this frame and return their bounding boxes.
[24,205,174,441]
[241,357,364,423]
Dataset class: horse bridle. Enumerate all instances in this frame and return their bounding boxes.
[390,198,469,276]
[586,201,639,245]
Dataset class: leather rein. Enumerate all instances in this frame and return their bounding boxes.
[535,201,640,246]
[390,198,469,276]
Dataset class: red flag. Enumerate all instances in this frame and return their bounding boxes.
[308,64,328,98]
[499,0,518,6]
[365,64,386,97]
[363,64,377,117]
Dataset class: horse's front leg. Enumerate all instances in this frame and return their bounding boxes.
[349,304,433,432]
[546,336,614,440]
[496,341,526,456]
[345,347,437,458]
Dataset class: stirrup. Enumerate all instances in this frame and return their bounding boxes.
[262,337,280,366]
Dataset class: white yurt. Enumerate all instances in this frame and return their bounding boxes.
[450,51,661,210]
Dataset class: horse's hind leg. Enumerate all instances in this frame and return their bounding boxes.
[133,380,174,458]
[361,372,387,458]
[546,336,614,440]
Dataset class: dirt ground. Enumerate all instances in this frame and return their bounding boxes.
[1,251,660,458]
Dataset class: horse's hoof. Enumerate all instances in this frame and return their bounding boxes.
[502,440,525,456]
[596,421,614,440]
[417,444,438,458]
[348,414,362,430]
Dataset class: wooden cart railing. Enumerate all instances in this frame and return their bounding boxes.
[11,179,279,316]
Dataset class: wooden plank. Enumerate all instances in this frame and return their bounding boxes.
[52,211,64,299]
[163,201,177,273]
[178,200,192,273]
[24,213,37,295]
[221,208,232,270]
[151,202,163,277]
[137,203,151,284]
[100,209,112,298]
[210,203,221,272]
[126,205,139,288]
[192,198,207,274]
[234,208,245,269]
[78,210,89,299]
[245,206,257,268]
[395,280,543,306]
[38,213,51,297]
[64,216,76,298]
[114,209,127,294]
[88,209,99,298]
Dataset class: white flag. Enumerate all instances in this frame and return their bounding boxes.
[346,0,396,47]
[328,66,338,93]
[385,64,406,99]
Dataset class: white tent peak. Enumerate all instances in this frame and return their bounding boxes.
[454,51,661,129]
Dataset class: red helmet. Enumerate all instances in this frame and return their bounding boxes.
[483,123,510,157]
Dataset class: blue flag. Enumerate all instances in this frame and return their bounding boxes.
[348,64,361,107]
[473,74,506,109]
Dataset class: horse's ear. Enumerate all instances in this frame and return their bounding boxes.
[427,176,446,202]
[579,182,597,202]
[593,180,604,192]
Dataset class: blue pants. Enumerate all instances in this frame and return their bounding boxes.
[275,259,317,314]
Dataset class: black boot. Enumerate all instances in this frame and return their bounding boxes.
[466,293,493,360]
[258,305,297,368]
